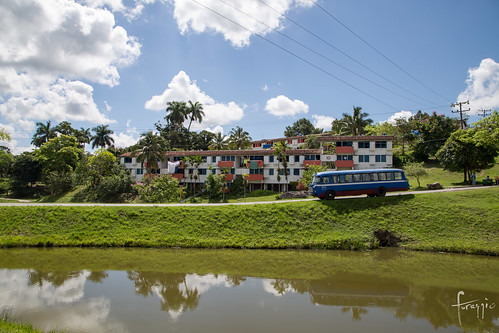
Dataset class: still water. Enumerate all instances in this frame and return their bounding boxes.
[0,248,497,333]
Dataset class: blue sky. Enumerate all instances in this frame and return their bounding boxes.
[1,0,498,153]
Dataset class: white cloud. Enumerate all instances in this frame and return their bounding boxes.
[262,84,269,91]
[386,110,413,124]
[312,114,334,130]
[145,71,245,129]
[265,95,309,117]
[111,119,139,148]
[457,58,499,114]
[81,0,157,21]
[171,0,314,47]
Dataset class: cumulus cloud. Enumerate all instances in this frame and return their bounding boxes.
[457,58,499,114]
[171,0,314,47]
[265,95,309,117]
[312,114,334,130]
[111,119,140,148]
[145,71,245,129]
[81,0,157,20]
[386,110,413,124]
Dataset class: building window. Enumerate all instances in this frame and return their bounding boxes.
[286,156,289,162]
[269,169,274,176]
[212,169,216,174]
[293,169,300,176]
[294,155,300,162]
[249,156,264,161]
[136,168,143,175]
[253,143,261,147]
[298,138,305,143]
[337,155,353,161]
[359,155,370,163]
[336,141,353,147]
[250,169,263,175]
[375,155,387,162]
[269,156,274,163]
[304,155,320,160]
[124,157,132,163]
[358,141,370,149]
[212,156,217,163]
[199,169,207,175]
[287,139,293,144]
[221,156,235,161]
[375,141,387,148]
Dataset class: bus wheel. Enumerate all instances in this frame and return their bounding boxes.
[325,191,335,200]
[376,187,386,197]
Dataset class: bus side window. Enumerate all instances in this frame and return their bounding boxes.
[353,174,362,182]
[345,174,353,183]
[378,173,386,181]
[370,173,378,181]
[394,172,403,180]
[339,175,346,183]
[386,173,394,180]
[331,175,337,184]
[321,176,330,184]
[362,174,370,182]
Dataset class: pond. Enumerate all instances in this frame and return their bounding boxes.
[0,248,498,333]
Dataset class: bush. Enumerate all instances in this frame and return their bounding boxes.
[94,173,133,202]
[137,175,182,203]
[43,171,74,195]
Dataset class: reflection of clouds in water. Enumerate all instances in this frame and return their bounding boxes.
[0,270,128,333]
[261,279,296,297]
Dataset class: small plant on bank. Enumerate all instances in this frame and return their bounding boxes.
[404,162,428,188]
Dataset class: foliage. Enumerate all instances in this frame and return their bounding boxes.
[10,152,42,190]
[228,126,252,149]
[31,120,57,147]
[43,171,74,195]
[165,101,188,130]
[299,164,328,188]
[136,175,181,203]
[93,167,133,202]
[186,100,205,131]
[304,134,321,149]
[209,132,228,150]
[0,151,13,178]
[191,130,215,150]
[131,131,167,175]
[274,141,289,191]
[36,135,82,174]
[87,149,117,186]
[0,127,11,141]
[410,111,458,161]
[284,118,322,137]
[364,121,396,136]
[205,172,223,200]
[331,106,373,135]
[403,162,428,188]
[91,125,115,149]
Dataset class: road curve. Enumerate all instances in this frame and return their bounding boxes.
[0,185,495,207]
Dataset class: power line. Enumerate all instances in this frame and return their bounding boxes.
[256,0,438,107]
[189,0,401,112]
[311,0,451,104]
[451,100,470,129]
[216,0,426,107]
[478,109,491,117]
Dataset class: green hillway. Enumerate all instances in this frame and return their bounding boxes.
[0,187,497,255]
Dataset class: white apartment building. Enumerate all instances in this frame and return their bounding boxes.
[120,135,394,191]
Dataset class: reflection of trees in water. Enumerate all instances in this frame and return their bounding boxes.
[225,275,246,286]
[271,279,308,295]
[27,270,107,287]
[341,307,368,321]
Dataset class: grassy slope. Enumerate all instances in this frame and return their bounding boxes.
[0,187,497,254]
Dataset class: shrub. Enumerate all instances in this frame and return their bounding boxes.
[137,175,182,203]
[43,171,74,195]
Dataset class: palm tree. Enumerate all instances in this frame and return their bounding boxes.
[274,141,289,192]
[228,126,251,150]
[91,125,114,149]
[31,120,57,147]
[186,101,205,132]
[75,127,91,150]
[132,131,167,176]
[339,106,373,135]
[165,101,188,130]
[210,132,228,150]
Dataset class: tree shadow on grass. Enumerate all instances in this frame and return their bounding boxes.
[316,194,416,213]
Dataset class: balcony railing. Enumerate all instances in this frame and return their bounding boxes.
[303,160,321,167]
[335,146,354,154]
[247,174,264,181]
[218,161,234,168]
[335,160,354,168]
[246,160,264,168]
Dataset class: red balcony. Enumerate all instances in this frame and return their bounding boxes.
[336,146,354,154]
[335,160,354,168]
[218,161,234,168]
[303,160,321,167]
[246,160,264,168]
[171,173,184,181]
[247,174,264,181]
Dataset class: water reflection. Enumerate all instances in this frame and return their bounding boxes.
[0,248,497,333]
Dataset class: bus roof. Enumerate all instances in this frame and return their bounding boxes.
[314,169,405,176]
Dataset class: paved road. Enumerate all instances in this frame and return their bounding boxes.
[0,185,496,207]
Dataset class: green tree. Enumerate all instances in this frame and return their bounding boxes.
[228,126,252,150]
[0,127,11,141]
[91,125,115,149]
[333,106,373,135]
[403,162,428,188]
[191,130,215,150]
[137,175,181,203]
[210,132,228,150]
[10,152,42,192]
[132,131,167,177]
[165,101,188,130]
[299,164,328,188]
[88,148,116,186]
[284,118,322,137]
[184,155,204,194]
[364,122,396,136]
[274,141,289,192]
[75,127,91,149]
[0,151,13,178]
[304,134,321,149]
[411,111,459,162]
[54,121,76,136]
[186,101,205,131]
[32,120,57,147]
[36,135,83,174]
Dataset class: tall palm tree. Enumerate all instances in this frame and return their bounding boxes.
[186,101,205,132]
[228,126,251,150]
[132,131,167,175]
[75,127,91,150]
[91,125,115,149]
[274,141,289,192]
[31,120,57,147]
[165,101,188,130]
[339,106,373,135]
[210,132,228,150]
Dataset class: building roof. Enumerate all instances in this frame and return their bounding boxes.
[250,134,394,144]
[121,148,322,158]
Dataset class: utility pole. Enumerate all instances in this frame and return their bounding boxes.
[451,100,470,129]
[478,109,491,117]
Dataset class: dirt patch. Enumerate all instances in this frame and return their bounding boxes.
[374,230,402,247]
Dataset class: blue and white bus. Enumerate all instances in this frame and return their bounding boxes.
[309,169,409,200]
